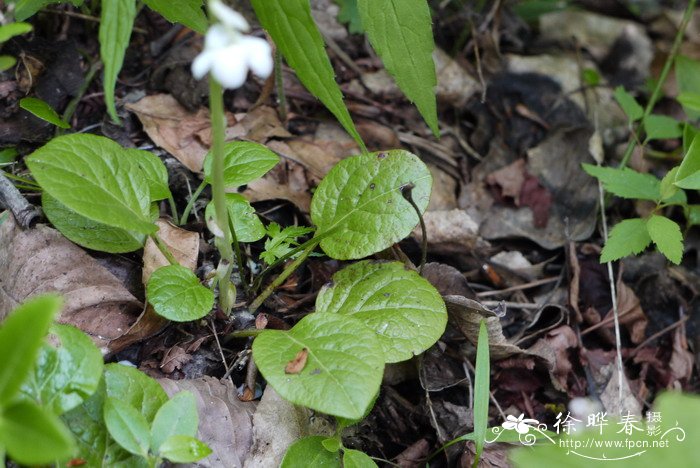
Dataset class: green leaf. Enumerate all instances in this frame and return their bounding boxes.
[582,68,600,87]
[158,435,212,463]
[311,150,432,259]
[22,324,103,415]
[15,0,85,21]
[103,397,151,457]
[675,134,700,189]
[281,436,341,468]
[600,218,651,263]
[26,134,156,234]
[357,0,439,136]
[127,149,171,201]
[646,215,683,264]
[613,86,643,122]
[677,92,700,113]
[676,55,700,119]
[0,400,75,465]
[19,97,70,128]
[260,222,314,264]
[0,55,16,72]
[251,0,366,152]
[321,437,341,453]
[659,167,680,200]
[643,114,683,142]
[42,193,145,253]
[0,295,61,405]
[150,391,198,453]
[253,313,384,420]
[473,319,490,464]
[104,363,169,422]
[316,261,446,363]
[143,0,207,34]
[343,448,378,468]
[147,265,214,322]
[0,22,33,42]
[205,194,266,243]
[203,141,280,188]
[687,205,700,226]
[0,147,18,165]
[582,163,660,201]
[99,0,136,123]
[336,0,363,34]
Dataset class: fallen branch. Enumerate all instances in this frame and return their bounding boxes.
[0,172,41,229]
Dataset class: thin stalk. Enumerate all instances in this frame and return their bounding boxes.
[401,183,427,273]
[274,48,287,121]
[619,0,696,168]
[167,193,180,225]
[229,329,263,339]
[209,78,236,314]
[180,180,207,225]
[150,233,178,266]
[228,216,249,294]
[0,171,40,188]
[249,241,318,313]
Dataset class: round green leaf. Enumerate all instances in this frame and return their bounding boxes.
[281,436,341,468]
[311,150,432,260]
[126,149,171,201]
[203,141,280,188]
[23,323,104,415]
[43,193,145,253]
[150,391,198,452]
[104,363,169,422]
[343,448,378,468]
[158,435,212,463]
[253,313,384,420]
[316,261,447,363]
[103,397,151,457]
[205,193,265,242]
[26,134,156,234]
[147,265,214,322]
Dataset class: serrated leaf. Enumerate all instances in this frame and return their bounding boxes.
[143,0,207,34]
[0,22,33,42]
[344,448,378,468]
[253,313,384,420]
[582,164,660,201]
[676,55,700,119]
[100,0,136,123]
[358,0,438,136]
[675,134,700,189]
[613,86,643,122]
[103,397,150,457]
[600,218,651,263]
[643,114,683,142]
[646,215,683,265]
[42,193,145,253]
[203,141,280,188]
[0,55,16,72]
[660,167,680,200]
[0,295,61,405]
[281,436,341,468]
[26,134,156,234]
[150,391,198,452]
[677,92,700,113]
[251,0,366,152]
[127,149,171,201]
[158,435,212,463]
[19,97,70,128]
[104,363,169,422]
[0,400,75,465]
[22,324,103,415]
[205,194,265,243]
[311,150,432,259]
[316,261,446,363]
[147,265,214,322]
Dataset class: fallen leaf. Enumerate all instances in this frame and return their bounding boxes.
[142,218,200,283]
[527,325,579,392]
[242,159,311,212]
[669,324,694,387]
[519,174,552,228]
[602,277,648,345]
[160,345,192,374]
[487,159,526,202]
[0,215,142,354]
[284,348,309,374]
[412,209,490,255]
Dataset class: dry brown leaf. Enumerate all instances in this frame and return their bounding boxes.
[412,209,490,255]
[669,324,694,387]
[600,366,642,417]
[284,348,309,374]
[225,105,291,142]
[487,159,526,202]
[602,278,648,345]
[159,376,257,468]
[160,345,192,374]
[242,159,311,212]
[0,216,142,354]
[527,325,578,392]
[142,218,200,283]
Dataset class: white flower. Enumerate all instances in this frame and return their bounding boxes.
[502,414,539,434]
[192,0,273,89]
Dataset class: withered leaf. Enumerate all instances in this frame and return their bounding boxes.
[284,348,309,374]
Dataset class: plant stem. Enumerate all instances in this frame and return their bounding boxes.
[229,328,263,339]
[150,233,179,266]
[228,216,249,294]
[274,48,287,121]
[167,193,179,224]
[180,180,207,225]
[619,0,696,168]
[209,78,236,314]
[249,241,318,313]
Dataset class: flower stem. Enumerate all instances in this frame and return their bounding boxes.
[180,180,208,225]
[167,193,180,225]
[209,77,236,314]
[274,48,287,121]
[150,233,179,266]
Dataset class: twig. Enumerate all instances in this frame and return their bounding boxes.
[476,277,559,298]
[0,172,41,228]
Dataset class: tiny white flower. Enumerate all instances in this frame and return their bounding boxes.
[192,0,273,89]
[502,414,539,434]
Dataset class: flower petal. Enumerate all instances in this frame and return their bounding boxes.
[516,424,530,435]
[502,421,517,430]
[241,36,273,79]
[192,50,215,79]
[210,0,249,32]
[205,24,234,51]
[211,46,249,89]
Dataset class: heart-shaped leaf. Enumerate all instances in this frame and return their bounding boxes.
[26,134,156,234]
[42,193,145,253]
[203,141,279,188]
[311,150,432,260]
[147,265,214,322]
[253,313,384,420]
[316,261,447,363]
[205,194,265,243]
